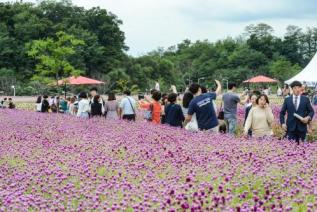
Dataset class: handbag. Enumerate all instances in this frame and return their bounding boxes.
[185,114,199,131]
[144,103,153,121]
[218,102,224,120]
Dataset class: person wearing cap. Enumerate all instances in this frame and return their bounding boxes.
[280,81,315,143]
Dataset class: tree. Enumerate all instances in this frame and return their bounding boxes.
[280,25,304,65]
[228,46,268,70]
[245,23,274,38]
[301,27,317,63]
[270,57,301,81]
[26,31,85,84]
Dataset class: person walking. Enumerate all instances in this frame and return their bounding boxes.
[68,97,77,115]
[185,80,221,132]
[160,93,168,124]
[182,92,194,117]
[165,93,185,128]
[277,87,282,97]
[244,94,274,138]
[49,96,58,113]
[59,97,68,113]
[8,98,15,109]
[222,83,248,135]
[244,93,259,136]
[119,90,137,121]
[90,95,103,117]
[282,84,290,98]
[1,98,8,108]
[41,95,50,113]
[77,92,90,118]
[150,91,162,124]
[105,92,119,120]
[280,81,315,143]
[35,96,42,112]
[89,87,105,115]
[182,92,198,131]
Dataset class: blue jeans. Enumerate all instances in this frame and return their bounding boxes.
[225,118,237,135]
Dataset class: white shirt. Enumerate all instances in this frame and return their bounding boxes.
[77,99,90,116]
[119,96,136,115]
[49,99,55,106]
[293,95,301,110]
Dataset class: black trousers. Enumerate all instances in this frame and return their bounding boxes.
[286,130,306,144]
[122,114,136,121]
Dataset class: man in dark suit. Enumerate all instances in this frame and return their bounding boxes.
[280,81,315,143]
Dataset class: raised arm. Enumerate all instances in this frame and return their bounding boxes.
[214,80,222,96]
[144,95,153,103]
[239,91,249,105]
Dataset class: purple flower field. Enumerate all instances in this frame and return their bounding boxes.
[1,109,317,211]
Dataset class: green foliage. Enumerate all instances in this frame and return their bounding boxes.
[26,31,85,84]
[1,2,317,94]
[114,79,139,94]
[270,57,301,81]
[0,68,15,77]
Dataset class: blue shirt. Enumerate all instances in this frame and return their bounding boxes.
[165,103,185,127]
[188,93,218,130]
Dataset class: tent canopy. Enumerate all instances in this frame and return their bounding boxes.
[285,52,317,87]
[57,76,104,85]
[243,75,278,83]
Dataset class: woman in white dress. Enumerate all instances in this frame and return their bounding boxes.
[182,92,198,131]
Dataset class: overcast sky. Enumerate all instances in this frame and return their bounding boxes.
[2,0,317,56]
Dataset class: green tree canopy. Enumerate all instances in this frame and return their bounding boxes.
[26,31,85,84]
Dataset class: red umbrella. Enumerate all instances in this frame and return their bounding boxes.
[243,75,278,83]
[57,76,104,85]
[56,76,104,98]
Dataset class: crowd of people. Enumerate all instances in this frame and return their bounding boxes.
[1,80,313,144]
[0,97,15,109]
[141,80,314,143]
[35,88,121,120]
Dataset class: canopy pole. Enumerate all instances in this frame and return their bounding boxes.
[64,82,67,99]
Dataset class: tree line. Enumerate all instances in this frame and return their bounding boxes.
[1,0,317,95]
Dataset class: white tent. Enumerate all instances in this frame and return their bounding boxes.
[285,52,317,87]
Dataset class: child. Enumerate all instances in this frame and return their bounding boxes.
[165,93,185,128]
